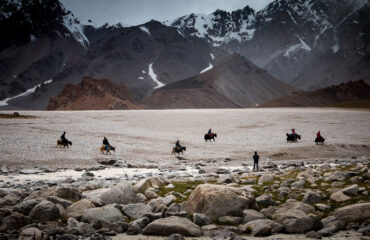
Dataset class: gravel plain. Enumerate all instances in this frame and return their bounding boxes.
[0,108,369,170]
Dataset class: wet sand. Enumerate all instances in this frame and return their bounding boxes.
[0,108,369,170]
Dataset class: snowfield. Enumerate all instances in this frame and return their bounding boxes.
[0,108,369,170]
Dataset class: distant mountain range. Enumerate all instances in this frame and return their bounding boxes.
[0,0,369,110]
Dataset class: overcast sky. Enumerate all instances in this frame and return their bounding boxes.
[61,0,274,26]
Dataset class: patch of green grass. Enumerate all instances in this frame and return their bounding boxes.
[156,180,205,203]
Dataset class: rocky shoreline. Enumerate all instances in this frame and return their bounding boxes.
[1,157,369,240]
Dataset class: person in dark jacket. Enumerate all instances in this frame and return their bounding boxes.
[103,137,110,150]
[253,151,259,171]
[175,140,181,148]
[61,131,67,143]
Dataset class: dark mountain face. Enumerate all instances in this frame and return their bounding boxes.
[141,54,294,109]
[0,0,89,102]
[169,0,370,90]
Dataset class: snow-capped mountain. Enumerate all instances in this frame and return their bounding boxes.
[0,0,90,102]
[165,6,256,47]
[168,0,370,90]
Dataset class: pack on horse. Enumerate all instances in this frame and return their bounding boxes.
[100,137,115,154]
[100,145,116,154]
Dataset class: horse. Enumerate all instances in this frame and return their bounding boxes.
[286,133,301,142]
[57,139,72,148]
[315,136,325,145]
[100,145,116,154]
[204,133,217,142]
[171,146,186,155]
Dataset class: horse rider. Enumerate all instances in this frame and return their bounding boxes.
[61,131,67,143]
[316,131,323,141]
[103,137,110,150]
[175,140,181,150]
[208,128,214,137]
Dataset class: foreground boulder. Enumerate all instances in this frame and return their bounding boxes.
[271,201,320,234]
[0,212,31,231]
[333,203,370,223]
[241,219,283,236]
[66,199,95,219]
[143,216,201,237]
[99,182,136,204]
[19,227,44,240]
[55,186,81,201]
[273,209,322,233]
[29,200,60,221]
[122,203,152,219]
[81,206,126,223]
[185,184,255,221]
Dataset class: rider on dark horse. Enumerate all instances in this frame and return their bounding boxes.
[103,137,110,150]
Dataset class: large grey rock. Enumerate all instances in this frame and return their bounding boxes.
[256,194,276,208]
[0,190,23,207]
[29,200,60,221]
[242,209,266,223]
[122,203,152,219]
[330,191,350,202]
[19,227,44,240]
[275,201,315,215]
[47,196,72,208]
[302,191,321,204]
[258,175,274,185]
[272,209,321,234]
[217,216,241,225]
[134,177,167,193]
[144,187,159,199]
[143,216,201,237]
[333,203,370,223]
[66,199,95,219]
[99,182,136,204]
[241,219,283,236]
[185,184,255,221]
[13,198,44,215]
[291,180,306,188]
[55,186,81,201]
[0,212,31,231]
[324,171,348,181]
[340,184,359,195]
[315,203,331,212]
[193,213,210,226]
[81,206,126,223]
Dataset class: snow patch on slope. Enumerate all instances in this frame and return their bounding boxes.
[0,79,53,106]
[63,15,90,48]
[200,63,213,73]
[140,26,151,36]
[148,63,165,89]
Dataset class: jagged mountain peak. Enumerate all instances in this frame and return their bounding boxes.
[166,5,257,47]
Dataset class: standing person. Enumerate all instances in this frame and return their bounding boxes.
[253,151,259,171]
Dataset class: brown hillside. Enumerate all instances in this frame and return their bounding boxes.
[47,77,140,110]
[261,80,370,107]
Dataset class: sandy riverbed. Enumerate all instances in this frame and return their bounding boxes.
[0,108,369,170]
